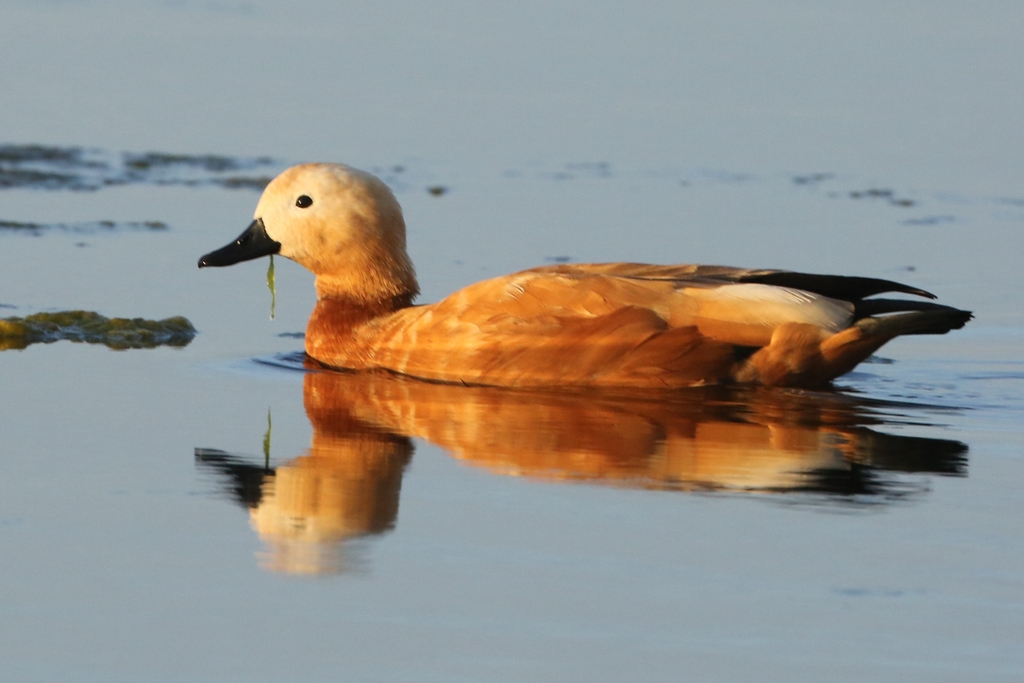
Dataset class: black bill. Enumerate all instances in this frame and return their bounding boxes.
[198,218,281,268]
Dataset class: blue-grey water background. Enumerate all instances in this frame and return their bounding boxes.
[1,2,1023,681]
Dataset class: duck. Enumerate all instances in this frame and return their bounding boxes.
[198,163,971,389]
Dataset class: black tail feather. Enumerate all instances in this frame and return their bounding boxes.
[856,308,974,337]
[854,298,969,319]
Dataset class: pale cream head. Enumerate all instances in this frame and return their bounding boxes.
[255,163,419,302]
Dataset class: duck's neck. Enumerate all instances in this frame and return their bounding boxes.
[311,241,420,307]
[306,288,416,364]
[310,291,415,331]
[305,251,419,363]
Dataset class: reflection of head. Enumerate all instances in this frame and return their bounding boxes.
[249,429,412,574]
[195,387,413,575]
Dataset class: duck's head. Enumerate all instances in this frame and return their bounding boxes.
[199,163,418,303]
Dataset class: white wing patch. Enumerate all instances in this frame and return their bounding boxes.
[685,283,854,331]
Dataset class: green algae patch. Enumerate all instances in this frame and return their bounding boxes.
[0,311,196,350]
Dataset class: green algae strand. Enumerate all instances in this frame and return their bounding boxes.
[267,254,276,320]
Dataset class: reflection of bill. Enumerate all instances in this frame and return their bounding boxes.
[196,369,968,574]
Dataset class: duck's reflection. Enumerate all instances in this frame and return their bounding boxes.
[196,368,967,574]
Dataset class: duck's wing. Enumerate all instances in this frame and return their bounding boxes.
[508,264,857,345]
[528,263,936,301]
[351,267,853,387]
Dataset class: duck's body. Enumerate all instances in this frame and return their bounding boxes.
[199,163,971,389]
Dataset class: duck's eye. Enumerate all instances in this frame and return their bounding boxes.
[295,195,313,208]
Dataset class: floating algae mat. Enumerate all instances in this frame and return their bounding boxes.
[0,311,196,351]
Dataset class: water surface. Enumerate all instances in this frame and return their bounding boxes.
[1,2,1023,682]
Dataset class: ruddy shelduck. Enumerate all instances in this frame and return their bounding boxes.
[199,163,971,389]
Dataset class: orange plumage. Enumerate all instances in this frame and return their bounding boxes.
[199,163,971,389]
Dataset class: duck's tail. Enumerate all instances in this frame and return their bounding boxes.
[850,299,974,336]
[734,301,972,388]
[818,302,973,381]
[851,296,970,331]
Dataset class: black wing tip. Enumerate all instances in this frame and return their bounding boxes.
[740,271,942,302]
[910,286,938,300]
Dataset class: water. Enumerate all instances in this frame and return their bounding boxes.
[2,2,1023,681]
